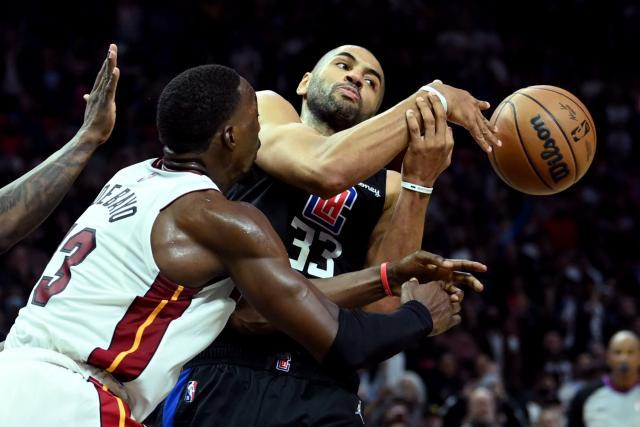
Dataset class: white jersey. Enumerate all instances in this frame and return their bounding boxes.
[5,158,236,420]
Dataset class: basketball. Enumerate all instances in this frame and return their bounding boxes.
[488,86,597,195]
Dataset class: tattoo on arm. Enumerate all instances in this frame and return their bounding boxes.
[0,137,94,253]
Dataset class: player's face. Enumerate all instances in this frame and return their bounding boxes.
[607,337,640,376]
[304,47,384,131]
[228,80,261,179]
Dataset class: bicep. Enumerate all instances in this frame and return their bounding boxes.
[256,123,329,193]
[218,211,339,359]
[256,90,338,193]
[366,171,401,266]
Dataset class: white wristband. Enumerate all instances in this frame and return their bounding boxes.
[419,84,448,113]
[401,181,433,195]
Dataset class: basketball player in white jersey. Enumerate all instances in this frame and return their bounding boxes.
[0,60,485,425]
[0,44,120,254]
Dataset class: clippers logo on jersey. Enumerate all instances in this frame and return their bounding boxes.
[275,353,292,372]
[302,188,358,235]
[184,381,198,403]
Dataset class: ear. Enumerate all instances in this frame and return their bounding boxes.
[296,72,311,96]
[222,126,236,151]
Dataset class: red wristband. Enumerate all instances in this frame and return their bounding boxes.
[380,262,393,297]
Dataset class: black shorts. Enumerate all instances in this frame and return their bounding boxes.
[158,359,364,426]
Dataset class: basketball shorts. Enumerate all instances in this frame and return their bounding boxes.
[157,351,364,427]
[0,347,142,427]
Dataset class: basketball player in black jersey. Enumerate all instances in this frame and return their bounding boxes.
[160,46,496,426]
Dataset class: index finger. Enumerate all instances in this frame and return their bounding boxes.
[428,93,447,140]
[415,251,455,269]
[467,115,492,153]
[443,259,487,273]
[476,111,502,148]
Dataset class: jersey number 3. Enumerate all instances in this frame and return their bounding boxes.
[32,227,97,306]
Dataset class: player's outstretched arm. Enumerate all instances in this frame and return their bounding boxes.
[187,199,466,366]
[255,85,498,198]
[230,249,485,334]
[0,44,120,254]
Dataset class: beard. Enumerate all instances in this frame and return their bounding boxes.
[306,78,368,132]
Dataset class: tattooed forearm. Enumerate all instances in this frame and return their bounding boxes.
[0,134,97,253]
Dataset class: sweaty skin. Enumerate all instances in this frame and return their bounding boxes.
[150,76,479,361]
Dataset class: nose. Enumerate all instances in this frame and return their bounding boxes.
[345,73,363,89]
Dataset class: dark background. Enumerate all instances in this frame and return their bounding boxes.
[1,1,638,425]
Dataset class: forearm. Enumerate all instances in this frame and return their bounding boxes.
[231,265,398,335]
[0,131,98,253]
[324,301,433,370]
[368,191,429,266]
[310,265,386,308]
[317,92,426,192]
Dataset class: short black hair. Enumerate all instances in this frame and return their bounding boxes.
[157,64,241,154]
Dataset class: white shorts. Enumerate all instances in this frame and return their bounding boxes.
[0,347,142,427]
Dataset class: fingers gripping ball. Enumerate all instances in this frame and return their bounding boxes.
[488,86,597,195]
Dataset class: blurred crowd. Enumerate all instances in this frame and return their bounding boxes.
[1,1,639,426]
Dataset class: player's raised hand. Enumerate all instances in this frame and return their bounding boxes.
[427,80,501,153]
[79,44,120,146]
[402,94,454,187]
[400,279,461,336]
[387,249,486,294]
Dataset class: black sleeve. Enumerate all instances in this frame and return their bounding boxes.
[567,380,603,427]
[323,300,433,371]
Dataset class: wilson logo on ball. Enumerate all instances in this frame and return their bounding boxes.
[530,114,570,183]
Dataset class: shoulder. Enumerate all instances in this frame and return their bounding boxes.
[571,379,605,407]
[174,190,282,256]
[257,90,301,126]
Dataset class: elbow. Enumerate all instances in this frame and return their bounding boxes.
[278,274,313,304]
[307,165,351,198]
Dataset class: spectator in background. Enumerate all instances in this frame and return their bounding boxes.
[0,45,120,254]
[536,406,565,427]
[568,331,640,427]
[462,386,504,427]
[2,2,640,423]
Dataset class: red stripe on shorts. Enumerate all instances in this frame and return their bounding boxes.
[89,377,142,427]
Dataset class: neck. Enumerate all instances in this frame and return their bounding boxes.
[609,373,639,392]
[162,148,233,193]
[300,103,336,136]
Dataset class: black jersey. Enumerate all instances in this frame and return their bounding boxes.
[202,166,387,357]
[227,165,387,278]
[184,166,388,396]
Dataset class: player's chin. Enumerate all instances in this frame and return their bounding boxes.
[335,93,362,108]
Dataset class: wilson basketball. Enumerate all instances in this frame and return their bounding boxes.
[488,86,597,195]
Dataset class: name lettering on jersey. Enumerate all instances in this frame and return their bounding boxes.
[357,182,381,198]
[93,184,138,222]
[302,187,357,235]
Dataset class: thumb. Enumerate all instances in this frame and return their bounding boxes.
[83,94,90,102]
[401,277,419,290]
[477,100,490,110]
